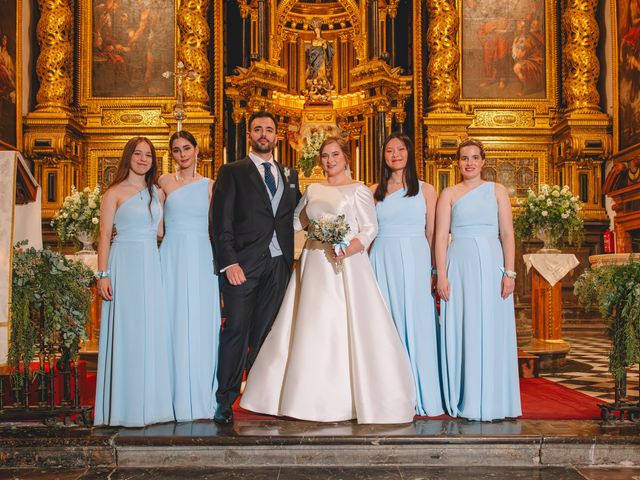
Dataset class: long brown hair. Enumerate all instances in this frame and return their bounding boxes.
[374,132,419,202]
[107,136,158,210]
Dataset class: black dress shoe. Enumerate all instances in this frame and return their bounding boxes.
[213,405,233,425]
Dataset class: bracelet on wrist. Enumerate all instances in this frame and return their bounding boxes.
[500,268,517,279]
[96,270,110,279]
[431,268,438,275]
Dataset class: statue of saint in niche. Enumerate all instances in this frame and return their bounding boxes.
[304,18,335,103]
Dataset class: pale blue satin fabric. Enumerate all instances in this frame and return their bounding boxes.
[440,182,522,421]
[94,187,174,427]
[160,178,221,421]
[370,182,444,417]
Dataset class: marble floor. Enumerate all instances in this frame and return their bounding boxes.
[542,336,639,403]
[1,466,640,480]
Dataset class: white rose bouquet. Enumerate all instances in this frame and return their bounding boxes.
[514,184,584,249]
[297,130,326,177]
[51,186,101,242]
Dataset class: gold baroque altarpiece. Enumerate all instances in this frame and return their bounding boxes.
[21,0,610,231]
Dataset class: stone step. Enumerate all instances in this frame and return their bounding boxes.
[2,421,639,469]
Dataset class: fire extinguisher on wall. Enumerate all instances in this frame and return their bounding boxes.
[603,229,615,253]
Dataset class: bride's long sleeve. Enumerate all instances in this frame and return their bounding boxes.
[353,185,378,249]
[293,189,309,232]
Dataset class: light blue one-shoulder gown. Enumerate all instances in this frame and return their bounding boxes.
[94,187,174,427]
[160,178,220,421]
[440,182,522,421]
[370,182,444,417]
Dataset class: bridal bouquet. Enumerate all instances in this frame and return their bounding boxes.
[308,214,351,271]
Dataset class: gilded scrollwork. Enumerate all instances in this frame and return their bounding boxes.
[473,110,536,128]
[561,0,600,112]
[177,0,210,106]
[426,0,459,111]
[35,0,74,109]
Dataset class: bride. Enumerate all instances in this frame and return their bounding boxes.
[240,136,416,424]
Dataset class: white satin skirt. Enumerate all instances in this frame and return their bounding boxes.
[240,240,416,424]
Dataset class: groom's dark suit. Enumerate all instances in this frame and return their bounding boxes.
[210,156,300,412]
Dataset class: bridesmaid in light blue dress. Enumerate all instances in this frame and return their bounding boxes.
[435,138,522,421]
[370,133,444,417]
[159,131,220,421]
[95,137,174,427]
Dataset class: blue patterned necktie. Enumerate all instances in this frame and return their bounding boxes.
[262,162,277,196]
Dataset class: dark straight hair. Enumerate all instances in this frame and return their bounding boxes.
[107,136,158,211]
[248,110,278,131]
[374,132,419,202]
[169,130,198,149]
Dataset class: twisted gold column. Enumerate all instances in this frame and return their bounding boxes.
[178,0,210,106]
[34,0,73,111]
[561,0,601,112]
[426,0,459,111]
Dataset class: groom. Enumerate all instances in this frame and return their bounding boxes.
[210,111,300,424]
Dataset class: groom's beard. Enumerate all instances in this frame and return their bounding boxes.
[250,137,275,154]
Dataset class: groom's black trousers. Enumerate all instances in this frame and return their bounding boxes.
[216,254,291,411]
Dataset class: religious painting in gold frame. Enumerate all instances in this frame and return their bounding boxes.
[91,0,174,97]
[611,0,640,159]
[458,0,558,107]
[0,0,21,150]
[78,0,178,110]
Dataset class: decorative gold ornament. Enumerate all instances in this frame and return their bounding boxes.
[561,0,601,112]
[177,0,210,106]
[35,0,74,110]
[426,0,459,111]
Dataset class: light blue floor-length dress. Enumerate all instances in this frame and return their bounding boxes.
[160,178,220,421]
[370,182,444,417]
[440,181,522,421]
[94,187,174,427]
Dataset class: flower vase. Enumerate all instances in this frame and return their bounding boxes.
[75,231,96,255]
[536,228,561,253]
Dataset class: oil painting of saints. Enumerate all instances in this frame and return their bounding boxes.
[462,0,546,99]
[0,0,17,148]
[92,0,174,97]
[617,0,640,151]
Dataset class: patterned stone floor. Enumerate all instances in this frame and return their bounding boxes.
[541,335,639,404]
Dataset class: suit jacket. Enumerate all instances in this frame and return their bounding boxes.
[210,157,301,277]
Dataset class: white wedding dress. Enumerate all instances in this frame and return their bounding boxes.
[240,183,416,424]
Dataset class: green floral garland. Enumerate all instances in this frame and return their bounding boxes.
[9,242,95,383]
[574,260,640,382]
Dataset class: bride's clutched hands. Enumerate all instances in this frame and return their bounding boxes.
[334,238,365,260]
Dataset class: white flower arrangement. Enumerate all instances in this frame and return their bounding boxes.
[51,186,101,241]
[297,130,326,177]
[514,184,584,248]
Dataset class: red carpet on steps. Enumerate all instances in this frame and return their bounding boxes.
[231,378,602,421]
[54,376,600,422]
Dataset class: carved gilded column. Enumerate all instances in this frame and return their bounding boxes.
[426,0,459,111]
[34,0,74,111]
[561,0,601,112]
[178,0,210,106]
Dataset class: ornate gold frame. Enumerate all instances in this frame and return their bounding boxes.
[0,0,21,150]
[457,0,559,111]
[610,0,640,161]
[77,0,179,113]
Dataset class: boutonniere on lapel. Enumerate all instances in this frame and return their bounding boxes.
[284,167,291,184]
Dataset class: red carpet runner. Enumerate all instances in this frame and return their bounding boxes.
[232,378,602,421]
[12,375,599,421]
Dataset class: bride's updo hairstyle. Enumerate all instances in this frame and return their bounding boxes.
[318,135,352,172]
